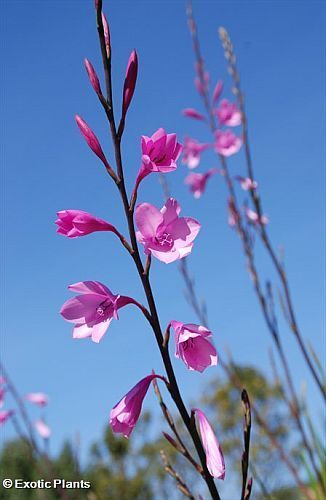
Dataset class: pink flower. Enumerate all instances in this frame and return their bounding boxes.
[0,388,5,408]
[228,198,239,228]
[84,59,101,95]
[194,71,209,96]
[182,137,210,169]
[182,108,205,121]
[25,393,49,407]
[56,210,118,238]
[136,128,182,187]
[60,281,136,343]
[185,169,218,199]
[0,410,14,425]
[193,408,225,479]
[235,176,258,191]
[245,208,269,225]
[110,374,164,438]
[135,198,201,264]
[0,376,6,385]
[215,130,242,157]
[35,419,51,439]
[101,13,110,58]
[122,50,138,117]
[215,99,241,126]
[213,80,223,103]
[75,115,109,167]
[170,321,217,372]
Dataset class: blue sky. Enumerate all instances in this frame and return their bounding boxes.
[2,0,325,489]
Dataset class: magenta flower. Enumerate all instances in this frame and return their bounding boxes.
[122,50,138,117]
[193,408,225,479]
[215,99,241,127]
[215,130,242,157]
[60,281,136,343]
[213,80,223,103]
[101,12,111,58]
[170,321,217,372]
[182,108,205,121]
[110,374,165,438]
[56,210,118,238]
[84,59,102,95]
[185,169,218,199]
[35,419,51,439]
[0,410,14,425]
[75,115,110,167]
[235,176,258,191]
[245,207,269,226]
[26,393,48,407]
[135,128,182,188]
[182,137,210,169]
[135,198,201,264]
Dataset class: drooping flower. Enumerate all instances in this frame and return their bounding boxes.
[84,59,102,95]
[135,128,182,188]
[170,321,217,372]
[110,374,165,438]
[235,176,258,191]
[60,281,136,343]
[215,130,242,157]
[185,169,218,199]
[245,207,269,226]
[35,419,51,439]
[215,99,241,126]
[135,198,201,264]
[0,410,14,425]
[26,393,49,407]
[122,50,138,118]
[56,210,119,239]
[182,108,205,121]
[213,80,223,103]
[182,137,210,169]
[192,408,225,479]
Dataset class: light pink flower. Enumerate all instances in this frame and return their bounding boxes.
[245,208,269,226]
[185,169,218,199]
[235,176,258,191]
[35,419,51,439]
[25,393,49,407]
[110,374,164,438]
[135,198,201,264]
[0,410,14,425]
[136,128,182,187]
[75,115,110,167]
[170,321,217,372]
[182,108,205,121]
[193,408,225,479]
[213,80,223,103]
[215,99,241,126]
[122,50,138,117]
[56,210,118,238]
[101,13,110,58]
[182,137,210,169]
[215,130,242,157]
[60,281,136,343]
[84,59,101,95]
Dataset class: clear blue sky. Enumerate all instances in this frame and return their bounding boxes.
[2,0,325,488]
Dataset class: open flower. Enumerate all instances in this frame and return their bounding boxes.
[26,393,48,407]
[215,99,241,126]
[56,210,119,238]
[60,281,136,343]
[215,130,242,157]
[185,169,218,199]
[110,374,165,438]
[135,198,201,263]
[0,410,14,425]
[182,137,210,169]
[35,419,51,439]
[135,128,182,188]
[192,408,225,479]
[170,321,217,372]
[235,176,258,191]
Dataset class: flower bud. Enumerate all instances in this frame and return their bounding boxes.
[84,59,102,95]
[75,115,108,165]
[101,13,110,58]
[122,50,138,117]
